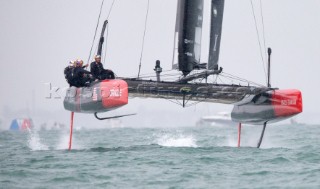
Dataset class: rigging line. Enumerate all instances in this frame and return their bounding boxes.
[220,75,247,86]
[222,73,265,87]
[162,98,183,107]
[222,72,266,87]
[103,0,116,64]
[250,0,267,83]
[126,70,165,78]
[129,72,181,79]
[214,75,219,84]
[220,73,250,84]
[127,71,180,79]
[145,72,181,77]
[260,0,267,58]
[137,0,150,78]
[107,0,116,19]
[87,0,105,64]
[185,101,205,108]
[218,76,226,85]
[221,72,265,87]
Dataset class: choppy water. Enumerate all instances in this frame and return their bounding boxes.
[0,124,319,189]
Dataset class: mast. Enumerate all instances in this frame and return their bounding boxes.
[267,48,272,87]
[97,20,108,57]
[208,0,225,71]
[173,0,205,76]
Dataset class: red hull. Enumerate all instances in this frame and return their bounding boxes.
[64,80,128,113]
[231,89,303,125]
[272,89,303,118]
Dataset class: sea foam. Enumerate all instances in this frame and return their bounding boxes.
[155,133,198,147]
[27,128,49,151]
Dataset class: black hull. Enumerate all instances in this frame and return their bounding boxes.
[122,78,266,105]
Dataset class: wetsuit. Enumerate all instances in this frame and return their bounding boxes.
[90,61,115,80]
[64,66,73,86]
[71,67,93,87]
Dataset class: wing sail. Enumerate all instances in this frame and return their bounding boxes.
[172,0,205,76]
[208,0,225,70]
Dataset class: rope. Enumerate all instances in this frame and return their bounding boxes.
[218,76,226,85]
[127,69,176,78]
[221,72,266,87]
[103,0,116,65]
[107,0,116,19]
[250,0,267,84]
[87,0,116,66]
[260,0,267,58]
[87,0,105,64]
[163,98,184,107]
[137,0,150,78]
[127,69,265,88]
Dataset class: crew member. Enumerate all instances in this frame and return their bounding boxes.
[72,59,94,87]
[90,55,115,80]
[64,61,75,86]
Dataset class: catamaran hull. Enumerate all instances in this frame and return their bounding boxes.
[63,78,302,125]
[231,89,303,125]
[64,80,128,113]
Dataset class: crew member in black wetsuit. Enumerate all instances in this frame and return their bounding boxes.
[72,60,94,87]
[90,55,115,80]
[64,61,75,87]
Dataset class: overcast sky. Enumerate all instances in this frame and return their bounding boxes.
[0,0,319,127]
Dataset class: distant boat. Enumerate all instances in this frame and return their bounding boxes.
[197,112,234,126]
[104,119,123,128]
[9,118,33,131]
[290,118,305,125]
[39,120,66,131]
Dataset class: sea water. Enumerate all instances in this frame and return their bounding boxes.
[0,124,319,188]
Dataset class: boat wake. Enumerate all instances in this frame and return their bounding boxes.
[218,129,282,149]
[26,128,84,151]
[55,131,84,150]
[154,132,198,148]
[27,128,49,151]
[56,132,72,150]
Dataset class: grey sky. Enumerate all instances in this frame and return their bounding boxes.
[0,0,319,127]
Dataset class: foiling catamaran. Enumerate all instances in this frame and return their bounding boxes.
[64,0,302,150]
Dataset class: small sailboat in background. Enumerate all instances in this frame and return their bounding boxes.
[290,117,305,126]
[9,118,33,131]
[197,111,233,127]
